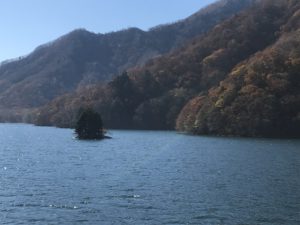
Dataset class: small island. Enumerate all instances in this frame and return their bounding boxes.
[75,108,108,140]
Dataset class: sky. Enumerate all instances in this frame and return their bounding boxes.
[0,0,216,62]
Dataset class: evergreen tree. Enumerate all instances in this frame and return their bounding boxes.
[75,108,104,139]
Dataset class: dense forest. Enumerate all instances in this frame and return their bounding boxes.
[33,0,300,138]
[177,29,300,137]
[0,0,254,122]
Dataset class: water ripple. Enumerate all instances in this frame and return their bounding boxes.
[0,125,299,224]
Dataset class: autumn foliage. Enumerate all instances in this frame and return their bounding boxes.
[34,0,300,137]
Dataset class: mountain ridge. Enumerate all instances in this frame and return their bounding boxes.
[0,0,255,112]
[33,0,300,138]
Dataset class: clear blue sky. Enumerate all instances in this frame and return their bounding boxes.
[0,0,216,62]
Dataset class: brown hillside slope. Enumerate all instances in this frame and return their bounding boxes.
[0,0,254,122]
[177,28,300,137]
[35,0,300,138]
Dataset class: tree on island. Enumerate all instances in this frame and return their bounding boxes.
[75,108,105,140]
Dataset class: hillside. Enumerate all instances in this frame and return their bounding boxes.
[176,29,300,137]
[34,0,300,138]
[0,0,255,122]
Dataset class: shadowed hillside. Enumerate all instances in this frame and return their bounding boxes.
[176,29,300,137]
[34,0,300,138]
[0,0,255,122]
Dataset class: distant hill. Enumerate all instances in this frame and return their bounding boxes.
[0,0,255,121]
[34,0,300,138]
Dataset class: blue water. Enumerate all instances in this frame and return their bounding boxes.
[0,124,299,225]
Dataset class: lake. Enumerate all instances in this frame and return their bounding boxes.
[0,124,299,224]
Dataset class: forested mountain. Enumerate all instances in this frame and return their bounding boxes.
[0,0,255,122]
[176,29,300,137]
[34,0,300,138]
